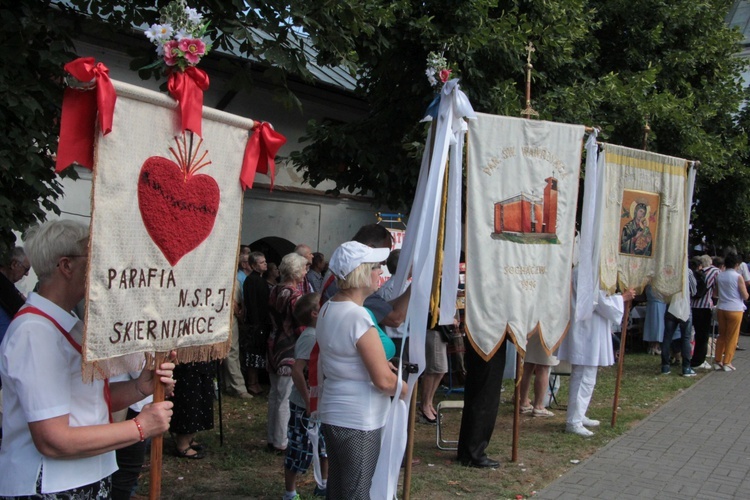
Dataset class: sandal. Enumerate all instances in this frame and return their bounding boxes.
[189,439,205,452]
[520,404,534,414]
[175,447,205,459]
[532,408,555,417]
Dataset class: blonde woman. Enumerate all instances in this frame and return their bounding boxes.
[316,241,408,499]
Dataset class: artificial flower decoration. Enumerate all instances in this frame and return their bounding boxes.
[145,0,212,72]
[425,52,459,90]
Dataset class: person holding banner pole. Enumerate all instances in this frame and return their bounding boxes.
[558,267,635,437]
[456,339,508,468]
[317,241,408,498]
[0,220,176,498]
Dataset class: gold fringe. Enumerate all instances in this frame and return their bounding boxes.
[82,352,147,383]
[81,337,232,382]
[167,338,232,366]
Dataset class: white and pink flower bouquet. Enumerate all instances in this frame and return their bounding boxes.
[144,0,212,71]
[425,52,458,90]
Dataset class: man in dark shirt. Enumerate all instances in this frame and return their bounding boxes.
[242,251,270,395]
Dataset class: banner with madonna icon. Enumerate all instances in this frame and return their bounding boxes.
[598,143,690,298]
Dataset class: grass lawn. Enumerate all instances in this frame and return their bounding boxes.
[138,352,702,499]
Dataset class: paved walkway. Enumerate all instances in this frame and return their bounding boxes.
[537,336,750,499]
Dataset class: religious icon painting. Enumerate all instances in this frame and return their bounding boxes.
[618,189,659,258]
[599,143,689,297]
[138,132,220,266]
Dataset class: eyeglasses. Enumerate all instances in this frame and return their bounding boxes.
[13,260,30,275]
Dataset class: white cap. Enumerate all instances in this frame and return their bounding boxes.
[329,241,390,279]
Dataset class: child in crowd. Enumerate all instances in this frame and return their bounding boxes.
[283,293,328,500]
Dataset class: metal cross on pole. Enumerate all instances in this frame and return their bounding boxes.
[520,42,539,119]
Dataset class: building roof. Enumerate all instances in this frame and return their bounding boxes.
[728,0,750,47]
[226,26,357,92]
[54,0,358,93]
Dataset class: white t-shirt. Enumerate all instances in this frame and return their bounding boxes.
[110,369,153,413]
[717,269,747,312]
[0,293,117,496]
[739,262,750,283]
[316,300,390,431]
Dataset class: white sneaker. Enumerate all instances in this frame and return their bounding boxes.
[699,361,713,370]
[566,423,594,437]
[581,416,600,427]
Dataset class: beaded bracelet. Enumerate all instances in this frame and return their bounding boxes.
[133,417,145,442]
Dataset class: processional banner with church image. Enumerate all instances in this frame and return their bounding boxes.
[82,80,251,380]
[598,143,689,298]
[465,114,585,358]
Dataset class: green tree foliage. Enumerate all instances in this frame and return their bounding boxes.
[289,0,749,248]
[4,1,749,253]
[306,0,748,249]
[0,3,78,260]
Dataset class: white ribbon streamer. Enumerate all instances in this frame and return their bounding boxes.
[575,130,600,321]
[370,79,474,499]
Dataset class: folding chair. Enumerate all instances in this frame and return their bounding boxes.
[436,400,464,450]
[547,360,571,409]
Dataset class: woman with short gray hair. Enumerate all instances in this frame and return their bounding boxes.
[0,220,176,498]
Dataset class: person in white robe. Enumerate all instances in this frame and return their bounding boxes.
[557,268,635,437]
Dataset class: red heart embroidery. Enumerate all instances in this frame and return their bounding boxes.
[138,155,220,266]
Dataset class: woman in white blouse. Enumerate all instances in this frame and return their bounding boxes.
[0,220,175,498]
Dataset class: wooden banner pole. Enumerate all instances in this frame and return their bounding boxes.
[610,300,631,427]
[511,350,522,462]
[149,352,167,500]
[402,378,418,500]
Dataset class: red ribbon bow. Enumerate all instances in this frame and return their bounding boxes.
[55,57,117,172]
[167,67,210,136]
[240,122,287,190]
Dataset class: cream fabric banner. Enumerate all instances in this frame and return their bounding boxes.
[599,144,689,298]
[466,114,584,358]
[83,80,250,376]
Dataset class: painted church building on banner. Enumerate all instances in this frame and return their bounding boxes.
[493,176,559,241]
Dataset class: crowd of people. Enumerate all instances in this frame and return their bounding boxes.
[2,217,747,499]
[640,251,750,375]
[511,249,750,442]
